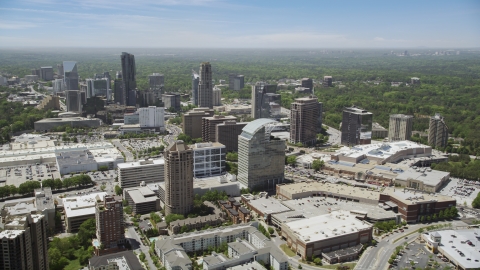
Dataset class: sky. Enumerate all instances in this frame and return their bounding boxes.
[0,0,479,48]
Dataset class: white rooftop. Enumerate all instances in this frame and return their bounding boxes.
[246,197,290,215]
[117,158,164,169]
[336,140,430,160]
[436,229,480,269]
[62,192,107,218]
[285,210,372,244]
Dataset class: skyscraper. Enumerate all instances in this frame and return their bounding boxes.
[149,73,164,98]
[290,96,322,146]
[53,78,64,93]
[238,118,285,190]
[95,195,125,252]
[86,79,95,98]
[212,86,221,106]
[229,74,245,90]
[428,113,448,148]
[65,90,83,112]
[192,70,199,105]
[388,114,413,141]
[341,106,373,146]
[57,63,64,78]
[197,62,213,108]
[164,141,194,216]
[301,78,313,92]
[0,214,49,270]
[40,66,54,81]
[182,108,215,139]
[251,82,280,119]
[113,79,124,105]
[121,52,137,106]
[63,61,79,90]
[323,76,332,87]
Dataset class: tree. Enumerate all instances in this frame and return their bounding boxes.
[226,152,238,161]
[165,214,185,225]
[98,165,108,171]
[312,159,324,171]
[139,252,146,262]
[298,264,303,269]
[314,257,322,265]
[100,184,106,191]
[115,185,122,196]
[472,192,480,208]
[77,218,96,248]
[268,227,275,235]
[286,155,297,166]
[124,206,132,215]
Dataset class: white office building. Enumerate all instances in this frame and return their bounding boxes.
[117,158,165,188]
[191,142,226,178]
[138,106,165,132]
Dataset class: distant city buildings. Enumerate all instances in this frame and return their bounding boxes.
[40,66,54,81]
[212,86,221,106]
[428,113,448,148]
[229,74,245,90]
[63,61,79,90]
[149,73,164,97]
[113,79,124,105]
[411,77,420,84]
[65,90,83,112]
[323,75,333,87]
[341,106,373,146]
[182,108,215,139]
[164,141,194,216]
[121,52,137,106]
[238,119,285,190]
[290,96,322,146]
[197,62,213,108]
[388,114,413,141]
[251,82,281,119]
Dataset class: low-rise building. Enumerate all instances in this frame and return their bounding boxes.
[62,192,107,232]
[117,158,164,188]
[240,193,290,224]
[34,117,101,131]
[191,142,226,178]
[123,186,160,215]
[169,214,223,234]
[88,250,144,270]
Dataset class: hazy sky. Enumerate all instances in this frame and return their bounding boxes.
[0,0,479,48]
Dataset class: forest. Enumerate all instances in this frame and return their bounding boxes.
[1,48,480,155]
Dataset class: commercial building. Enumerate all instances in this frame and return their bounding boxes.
[39,66,54,81]
[63,61,79,90]
[138,106,165,132]
[88,251,144,270]
[52,78,64,92]
[213,86,222,106]
[300,78,313,92]
[113,79,124,105]
[62,192,108,232]
[149,73,164,97]
[183,108,215,139]
[411,77,420,84]
[191,142,226,178]
[162,92,181,111]
[55,148,124,175]
[215,120,248,152]
[117,158,164,188]
[66,90,83,112]
[164,141,194,216]
[34,117,101,131]
[155,223,288,270]
[192,70,200,105]
[229,74,245,90]
[121,52,137,106]
[290,96,322,146]
[372,122,388,139]
[251,82,281,119]
[0,214,49,270]
[428,113,448,148]
[323,76,333,87]
[388,114,413,141]
[36,94,60,110]
[124,112,139,124]
[202,115,237,142]
[280,210,372,259]
[123,186,160,215]
[198,62,213,108]
[95,195,125,251]
[393,167,450,192]
[241,193,290,224]
[341,106,373,146]
[238,119,286,190]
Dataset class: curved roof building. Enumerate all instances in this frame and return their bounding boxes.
[237,119,285,190]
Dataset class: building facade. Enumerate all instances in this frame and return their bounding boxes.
[192,70,200,106]
[251,82,281,119]
[341,106,373,146]
[202,115,237,143]
[182,108,215,139]
[323,76,332,87]
[162,93,181,111]
[164,141,194,216]
[300,78,313,92]
[388,114,413,141]
[198,62,213,108]
[290,96,322,145]
[40,66,53,81]
[63,61,79,90]
[95,195,125,250]
[149,73,164,97]
[428,113,448,148]
[117,159,164,188]
[215,120,247,152]
[191,142,226,178]
[138,106,165,131]
[229,74,245,90]
[121,52,137,106]
[238,119,286,190]
[66,90,83,113]
[213,87,221,106]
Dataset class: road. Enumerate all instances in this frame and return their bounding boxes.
[355,220,467,270]
[125,226,157,269]
[165,124,182,146]
[325,125,341,146]
[112,139,134,162]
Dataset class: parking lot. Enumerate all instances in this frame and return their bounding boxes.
[391,241,452,270]
[439,177,480,207]
[121,138,164,159]
[0,163,61,187]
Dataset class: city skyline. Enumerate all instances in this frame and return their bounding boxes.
[0,0,479,48]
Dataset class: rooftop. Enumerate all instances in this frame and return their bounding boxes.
[395,167,449,187]
[245,196,290,215]
[284,210,372,244]
[435,229,480,269]
[118,158,164,169]
[125,187,158,204]
[63,192,107,218]
[36,117,100,123]
[335,140,431,161]
[241,118,278,136]
[89,251,144,270]
[191,142,225,150]
[381,188,455,205]
[277,182,381,201]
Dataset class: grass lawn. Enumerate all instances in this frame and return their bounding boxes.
[64,259,82,270]
[280,244,296,257]
[320,262,357,269]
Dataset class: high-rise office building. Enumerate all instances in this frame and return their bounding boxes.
[197,62,213,108]
[31,68,40,77]
[0,214,49,270]
[93,72,111,101]
[428,113,448,148]
[323,76,332,87]
[388,114,413,141]
[149,73,164,98]
[251,82,281,119]
[192,70,199,105]
[341,106,373,146]
[301,78,313,92]
[290,96,322,146]
[202,115,237,142]
[215,120,248,152]
[212,86,221,106]
[95,195,125,251]
[138,106,165,131]
[229,74,245,90]
[113,79,124,105]
[53,78,64,93]
[164,141,194,216]
[182,108,215,139]
[238,119,285,190]
[121,52,137,106]
[40,66,54,81]
[86,79,95,98]
[162,93,181,111]
[57,63,64,78]
[116,71,122,79]
[63,61,79,90]
[65,90,83,113]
